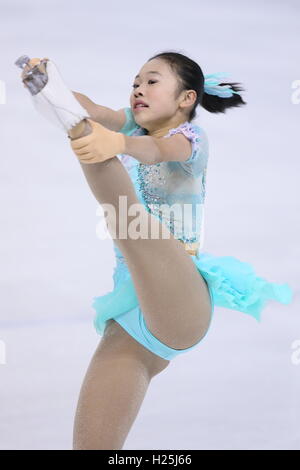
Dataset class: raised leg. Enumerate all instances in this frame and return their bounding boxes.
[72,121,212,350]
[73,320,170,450]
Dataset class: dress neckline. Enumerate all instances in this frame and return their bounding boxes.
[143,120,191,138]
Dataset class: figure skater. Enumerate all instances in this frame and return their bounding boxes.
[17,51,293,450]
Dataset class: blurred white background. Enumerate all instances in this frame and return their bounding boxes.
[0,0,299,450]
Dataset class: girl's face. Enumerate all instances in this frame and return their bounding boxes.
[130,58,187,132]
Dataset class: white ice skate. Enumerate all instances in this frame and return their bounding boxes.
[15,55,90,133]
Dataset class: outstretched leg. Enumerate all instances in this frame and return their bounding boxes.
[73,320,169,450]
[72,121,212,350]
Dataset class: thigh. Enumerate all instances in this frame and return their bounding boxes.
[118,236,212,350]
[95,319,170,377]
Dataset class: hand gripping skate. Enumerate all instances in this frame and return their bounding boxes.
[15,55,90,132]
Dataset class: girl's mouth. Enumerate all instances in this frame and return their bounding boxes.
[134,106,148,112]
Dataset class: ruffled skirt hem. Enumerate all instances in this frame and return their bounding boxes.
[92,252,293,336]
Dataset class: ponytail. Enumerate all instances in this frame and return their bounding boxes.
[201,81,246,114]
[148,51,247,120]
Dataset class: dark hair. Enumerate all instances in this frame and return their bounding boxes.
[147,50,247,121]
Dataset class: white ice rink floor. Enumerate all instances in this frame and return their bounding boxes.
[1,0,299,450]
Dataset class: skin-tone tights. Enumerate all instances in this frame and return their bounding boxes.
[69,119,212,450]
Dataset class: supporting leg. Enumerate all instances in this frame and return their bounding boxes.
[73,320,168,450]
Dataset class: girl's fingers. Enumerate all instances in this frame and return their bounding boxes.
[29,58,42,66]
[73,146,92,156]
[21,58,40,79]
[70,134,94,150]
[69,120,98,149]
[21,57,48,80]
[77,153,95,163]
[25,58,42,73]
[71,141,92,153]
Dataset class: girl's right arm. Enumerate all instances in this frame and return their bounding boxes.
[72,91,126,132]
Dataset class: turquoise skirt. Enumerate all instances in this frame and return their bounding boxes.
[92,251,293,337]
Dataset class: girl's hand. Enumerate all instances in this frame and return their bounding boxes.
[21,57,49,87]
[69,119,126,164]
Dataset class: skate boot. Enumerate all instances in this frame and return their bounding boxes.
[15,55,90,132]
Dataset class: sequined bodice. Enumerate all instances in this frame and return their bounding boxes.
[116,107,209,247]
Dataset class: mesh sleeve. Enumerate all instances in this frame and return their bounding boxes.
[166,123,209,177]
[119,107,141,136]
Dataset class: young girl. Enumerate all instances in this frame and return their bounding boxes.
[19,51,293,450]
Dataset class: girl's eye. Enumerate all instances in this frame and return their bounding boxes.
[132,80,157,88]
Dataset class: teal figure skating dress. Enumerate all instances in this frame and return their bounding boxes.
[92,107,293,360]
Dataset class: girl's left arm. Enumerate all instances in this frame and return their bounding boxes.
[122,135,161,165]
[69,121,191,166]
[123,133,192,165]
